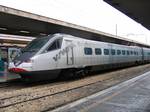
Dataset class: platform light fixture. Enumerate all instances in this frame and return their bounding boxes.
[0,27,7,30]
[40,33,47,36]
[0,43,26,47]
[19,30,30,34]
[0,34,35,41]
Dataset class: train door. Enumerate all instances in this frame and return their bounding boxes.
[141,48,144,61]
[65,40,74,65]
[109,44,113,64]
[8,48,21,64]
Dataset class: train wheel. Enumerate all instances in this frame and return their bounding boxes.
[84,69,89,75]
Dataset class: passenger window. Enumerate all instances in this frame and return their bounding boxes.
[117,50,121,55]
[47,41,57,51]
[127,51,130,55]
[111,49,115,55]
[84,47,92,55]
[130,51,133,55]
[134,51,136,55]
[104,49,109,55]
[57,39,62,49]
[47,39,62,51]
[122,50,125,55]
[95,48,101,55]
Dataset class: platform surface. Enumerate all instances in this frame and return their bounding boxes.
[52,71,150,112]
[0,71,20,82]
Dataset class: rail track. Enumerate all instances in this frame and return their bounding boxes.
[0,64,150,112]
[0,77,68,93]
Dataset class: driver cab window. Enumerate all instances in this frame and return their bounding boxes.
[47,39,62,51]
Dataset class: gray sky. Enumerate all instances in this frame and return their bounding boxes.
[0,0,150,44]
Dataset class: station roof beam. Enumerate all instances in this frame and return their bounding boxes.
[0,5,150,48]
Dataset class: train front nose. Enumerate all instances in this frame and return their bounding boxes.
[8,61,32,73]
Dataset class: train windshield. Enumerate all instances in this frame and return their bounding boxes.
[22,36,50,53]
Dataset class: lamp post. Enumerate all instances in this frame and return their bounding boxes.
[115,24,117,37]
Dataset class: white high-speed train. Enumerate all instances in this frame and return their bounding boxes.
[9,33,150,80]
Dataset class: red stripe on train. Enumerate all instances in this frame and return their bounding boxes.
[9,68,27,73]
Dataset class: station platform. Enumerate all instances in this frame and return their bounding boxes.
[52,71,150,112]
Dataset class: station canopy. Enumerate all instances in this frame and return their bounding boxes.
[0,5,150,48]
[104,0,150,31]
[0,34,33,47]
